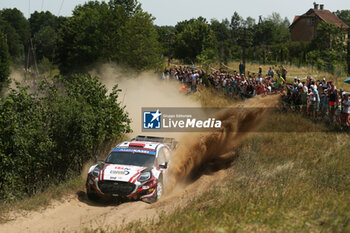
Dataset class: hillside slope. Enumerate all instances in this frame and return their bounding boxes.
[118,111,350,232]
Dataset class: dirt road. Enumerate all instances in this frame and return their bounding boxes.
[0,170,229,233]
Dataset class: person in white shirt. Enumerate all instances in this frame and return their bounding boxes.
[341,93,350,127]
[321,78,328,88]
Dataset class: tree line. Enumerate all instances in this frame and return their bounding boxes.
[157,11,350,75]
[0,0,162,83]
[1,1,350,83]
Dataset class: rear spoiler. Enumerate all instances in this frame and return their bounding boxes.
[131,135,178,150]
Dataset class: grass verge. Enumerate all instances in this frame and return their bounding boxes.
[108,110,350,233]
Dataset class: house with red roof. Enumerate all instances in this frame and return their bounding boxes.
[289,3,349,42]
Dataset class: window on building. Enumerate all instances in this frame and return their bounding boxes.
[306,19,311,26]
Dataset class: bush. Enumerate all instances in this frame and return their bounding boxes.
[0,74,131,200]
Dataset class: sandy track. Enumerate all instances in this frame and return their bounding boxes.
[0,170,229,233]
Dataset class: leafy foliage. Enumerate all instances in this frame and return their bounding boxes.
[0,74,131,200]
[58,0,160,73]
[29,11,65,64]
[0,8,29,63]
[118,11,162,70]
[29,11,63,36]
[306,22,348,73]
[156,25,176,59]
[0,32,10,87]
[210,19,231,63]
[174,17,217,63]
[253,13,290,46]
[335,10,350,27]
[0,8,30,48]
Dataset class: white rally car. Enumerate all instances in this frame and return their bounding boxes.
[86,136,176,203]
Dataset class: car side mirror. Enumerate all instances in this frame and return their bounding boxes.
[97,160,105,167]
[159,162,168,169]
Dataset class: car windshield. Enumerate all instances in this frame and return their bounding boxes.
[105,151,155,167]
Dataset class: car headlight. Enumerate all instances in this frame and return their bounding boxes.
[92,166,100,177]
[138,171,152,182]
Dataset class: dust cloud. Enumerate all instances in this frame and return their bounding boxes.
[92,64,279,192]
[166,95,280,191]
[91,64,200,138]
[9,69,25,88]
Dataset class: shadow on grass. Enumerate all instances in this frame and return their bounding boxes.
[188,155,238,184]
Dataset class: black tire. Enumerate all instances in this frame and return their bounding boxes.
[147,177,163,203]
[86,183,100,202]
[155,178,164,201]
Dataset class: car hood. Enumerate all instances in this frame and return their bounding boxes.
[101,164,148,183]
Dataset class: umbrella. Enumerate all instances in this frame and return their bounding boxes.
[344,77,350,84]
[187,65,198,70]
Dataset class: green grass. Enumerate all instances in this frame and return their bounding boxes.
[110,111,350,233]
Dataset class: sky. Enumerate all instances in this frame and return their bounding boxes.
[0,0,349,26]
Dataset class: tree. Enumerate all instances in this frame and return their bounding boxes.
[0,8,30,47]
[307,22,347,72]
[29,11,59,36]
[57,1,110,73]
[210,19,231,63]
[58,0,159,73]
[311,22,347,52]
[253,13,290,46]
[33,26,57,62]
[0,19,23,61]
[174,17,217,62]
[29,11,66,64]
[335,10,350,27]
[230,12,243,45]
[0,32,10,87]
[118,11,161,70]
[0,9,30,63]
[156,25,176,62]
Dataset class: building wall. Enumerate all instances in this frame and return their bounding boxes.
[291,16,323,42]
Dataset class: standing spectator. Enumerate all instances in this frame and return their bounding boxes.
[281,66,288,80]
[294,77,298,86]
[321,78,327,88]
[258,66,262,76]
[341,93,350,128]
[312,85,320,118]
[239,62,245,75]
[328,85,338,122]
[277,74,285,87]
[268,67,274,78]
[301,82,308,113]
[320,89,328,116]
[191,72,197,92]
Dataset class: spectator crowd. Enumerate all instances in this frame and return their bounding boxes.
[161,64,350,130]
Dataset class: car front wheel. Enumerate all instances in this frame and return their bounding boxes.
[156,178,163,200]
